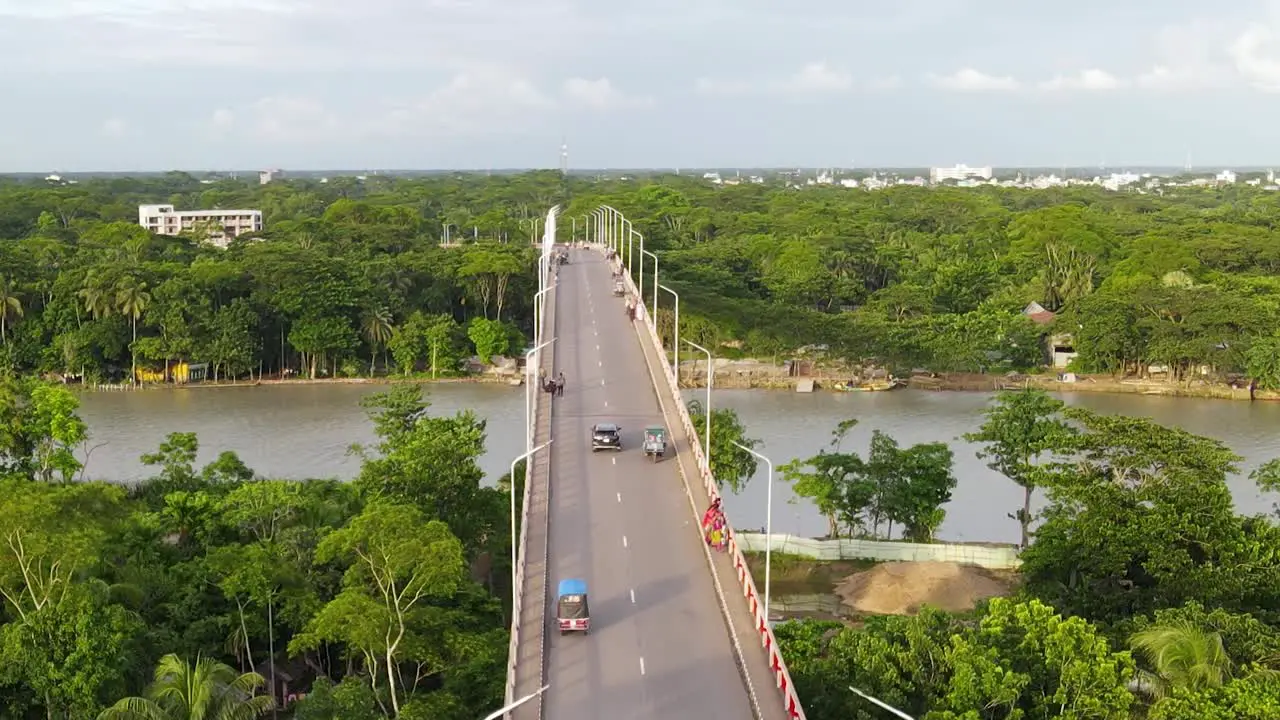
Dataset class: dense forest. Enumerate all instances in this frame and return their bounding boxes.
[4,172,1280,385]
[3,172,1280,718]
[571,180,1280,385]
[0,172,558,383]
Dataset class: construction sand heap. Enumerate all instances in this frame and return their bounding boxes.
[835,561,1011,616]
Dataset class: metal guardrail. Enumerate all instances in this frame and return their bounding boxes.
[505,227,559,716]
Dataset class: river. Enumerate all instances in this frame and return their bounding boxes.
[74,384,1280,544]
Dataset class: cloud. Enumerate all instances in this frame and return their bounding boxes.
[562,77,651,110]
[777,62,852,93]
[1039,68,1125,91]
[247,96,342,143]
[215,66,559,143]
[695,62,855,96]
[928,68,1020,91]
[1230,23,1280,91]
[867,75,903,91]
[101,118,127,138]
[694,77,756,96]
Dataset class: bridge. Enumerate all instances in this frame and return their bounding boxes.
[504,207,806,719]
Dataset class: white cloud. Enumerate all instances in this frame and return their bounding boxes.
[928,68,1019,91]
[210,108,235,130]
[695,63,855,95]
[247,96,342,143]
[1230,23,1280,91]
[562,77,651,110]
[101,118,127,138]
[693,77,754,96]
[370,65,556,138]
[777,62,852,93]
[867,75,902,91]
[1039,68,1125,91]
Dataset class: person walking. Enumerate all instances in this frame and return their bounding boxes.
[556,372,566,396]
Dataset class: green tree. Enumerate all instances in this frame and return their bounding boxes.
[0,276,23,346]
[687,400,759,493]
[466,317,509,362]
[98,653,274,720]
[289,502,466,717]
[964,388,1075,546]
[360,307,394,375]
[115,276,151,383]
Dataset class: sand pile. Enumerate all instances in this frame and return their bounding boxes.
[834,561,1011,616]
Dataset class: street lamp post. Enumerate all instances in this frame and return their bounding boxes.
[487,684,550,720]
[658,284,679,380]
[509,442,550,616]
[684,340,712,463]
[848,687,915,720]
[732,442,774,625]
[640,248,658,321]
[624,219,634,274]
[533,283,556,348]
[524,338,556,452]
[632,229,645,304]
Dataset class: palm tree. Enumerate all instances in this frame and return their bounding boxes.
[99,653,273,720]
[0,276,23,346]
[115,276,151,383]
[1129,622,1233,700]
[360,307,394,375]
[78,272,114,321]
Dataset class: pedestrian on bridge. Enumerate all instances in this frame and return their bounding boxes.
[555,372,565,396]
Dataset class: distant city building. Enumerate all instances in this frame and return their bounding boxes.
[259,169,283,185]
[1216,169,1237,184]
[138,204,263,249]
[930,164,993,183]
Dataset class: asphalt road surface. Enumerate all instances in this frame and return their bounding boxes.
[541,247,756,720]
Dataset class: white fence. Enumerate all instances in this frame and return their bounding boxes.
[615,251,808,720]
[735,533,1022,569]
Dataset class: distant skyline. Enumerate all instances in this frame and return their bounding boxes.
[6,0,1280,171]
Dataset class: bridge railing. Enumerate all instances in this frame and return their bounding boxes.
[505,211,559,714]
[614,255,807,720]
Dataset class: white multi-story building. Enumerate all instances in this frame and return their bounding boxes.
[138,204,262,248]
[930,164,994,183]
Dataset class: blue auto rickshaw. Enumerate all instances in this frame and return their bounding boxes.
[556,578,590,634]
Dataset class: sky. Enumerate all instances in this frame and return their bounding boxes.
[5,0,1280,171]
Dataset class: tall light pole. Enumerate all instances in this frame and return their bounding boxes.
[488,684,550,720]
[533,283,556,348]
[624,219,634,274]
[733,442,774,625]
[658,284,679,380]
[632,229,645,303]
[848,687,915,720]
[509,441,551,613]
[684,339,712,462]
[640,248,658,321]
[524,338,556,452]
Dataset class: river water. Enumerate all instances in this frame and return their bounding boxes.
[74,384,1280,544]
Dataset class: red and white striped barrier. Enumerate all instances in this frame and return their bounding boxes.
[614,258,807,720]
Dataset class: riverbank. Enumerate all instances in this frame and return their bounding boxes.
[676,360,1279,402]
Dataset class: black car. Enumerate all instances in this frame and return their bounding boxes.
[591,423,622,451]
